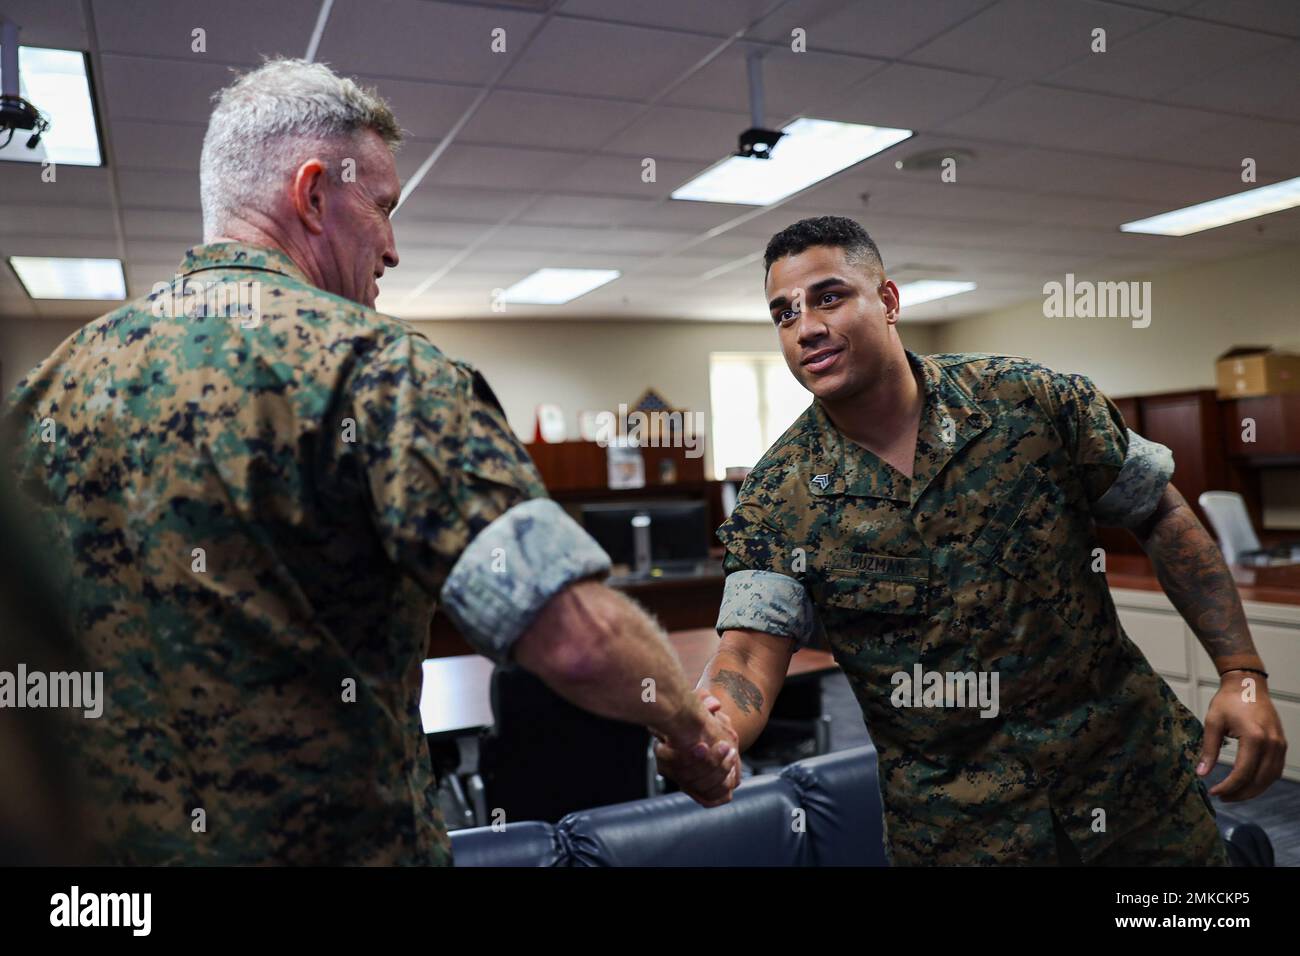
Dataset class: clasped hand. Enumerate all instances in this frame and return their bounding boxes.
[652,690,741,807]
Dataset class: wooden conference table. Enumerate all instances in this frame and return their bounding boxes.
[420,627,839,737]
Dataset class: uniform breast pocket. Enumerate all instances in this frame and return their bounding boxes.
[972,464,1087,630]
[824,573,930,615]
[816,553,933,656]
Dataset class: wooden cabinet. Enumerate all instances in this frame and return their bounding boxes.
[1111,396,1142,434]
[1137,390,1229,528]
[1100,388,1237,552]
[524,440,705,492]
[1222,393,1300,464]
[1113,587,1300,783]
[523,440,607,492]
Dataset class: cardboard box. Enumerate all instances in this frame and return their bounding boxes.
[1215,346,1300,399]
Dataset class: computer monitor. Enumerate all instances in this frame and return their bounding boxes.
[579,500,710,566]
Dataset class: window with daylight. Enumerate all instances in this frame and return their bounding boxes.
[709,352,812,480]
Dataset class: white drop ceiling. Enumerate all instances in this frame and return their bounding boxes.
[1,0,1298,324]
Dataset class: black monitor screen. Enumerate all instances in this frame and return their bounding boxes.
[579,501,710,565]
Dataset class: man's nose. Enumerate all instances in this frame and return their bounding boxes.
[383,220,399,270]
[795,309,828,344]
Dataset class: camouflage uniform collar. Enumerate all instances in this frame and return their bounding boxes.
[909,350,991,506]
[177,242,313,286]
[806,350,990,504]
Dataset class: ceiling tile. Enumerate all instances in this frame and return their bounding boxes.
[5,237,121,259]
[550,153,707,198]
[749,0,994,59]
[98,54,237,124]
[1047,16,1290,98]
[1141,114,1300,168]
[117,168,201,209]
[1185,0,1300,37]
[460,89,639,151]
[423,143,582,190]
[123,208,202,242]
[0,203,116,238]
[605,105,751,162]
[315,0,544,84]
[396,186,535,224]
[388,219,499,248]
[934,144,1247,202]
[92,0,321,63]
[817,62,1002,131]
[518,194,659,226]
[1162,44,1300,122]
[0,164,110,205]
[356,76,482,142]
[0,0,87,48]
[558,0,776,36]
[664,45,884,118]
[126,239,190,263]
[504,17,720,101]
[107,120,205,171]
[908,0,1162,80]
[935,85,1222,158]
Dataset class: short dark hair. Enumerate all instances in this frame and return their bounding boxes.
[763,216,884,279]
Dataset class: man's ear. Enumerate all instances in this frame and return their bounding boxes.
[290,158,329,235]
[879,278,901,323]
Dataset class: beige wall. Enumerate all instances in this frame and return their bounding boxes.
[928,243,1300,530]
[928,244,1300,395]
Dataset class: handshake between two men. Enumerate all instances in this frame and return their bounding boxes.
[514,578,744,806]
[511,570,807,807]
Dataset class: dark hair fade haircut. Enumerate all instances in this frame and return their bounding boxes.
[763,215,884,280]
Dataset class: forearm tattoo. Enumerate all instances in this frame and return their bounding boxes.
[1142,491,1257,661]
[712,669,764,715]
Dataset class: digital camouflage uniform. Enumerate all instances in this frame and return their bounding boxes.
[717,351,1229,866]
[4,242,608,865]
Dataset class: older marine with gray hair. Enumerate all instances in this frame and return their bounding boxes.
[4,57,739,865]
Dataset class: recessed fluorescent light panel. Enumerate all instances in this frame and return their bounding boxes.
[9,256,125,300]
[897,280,976,306]
[1120,176,1300,236]
[671,118,913,206]
[0,46,102,166]
[500,268,620,305]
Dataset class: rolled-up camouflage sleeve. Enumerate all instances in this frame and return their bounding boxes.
[347,332,609,661]
[440,498,610,661]
[717,568,818,647]
[1090,429,1174,528]
[715,500,820,647]
[1049,371,1174,529]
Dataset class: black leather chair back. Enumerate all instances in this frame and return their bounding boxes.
[477,664,650,823]
[780,746,887,865]
[449,746,1274,868]
[561,774,811,866]
[447,821,565,867]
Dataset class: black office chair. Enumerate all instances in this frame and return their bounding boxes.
[1219,812,1275,867]
[470,664,657,825]
[744,679,832,772]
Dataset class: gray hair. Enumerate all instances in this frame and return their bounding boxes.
[199,57,402,239]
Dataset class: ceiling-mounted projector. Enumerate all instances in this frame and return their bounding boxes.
[736,126,784,159]
[0,17,51,151]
